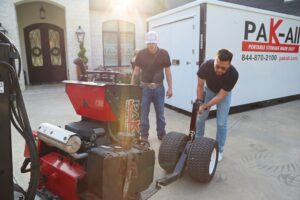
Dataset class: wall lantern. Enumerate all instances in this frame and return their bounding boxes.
[75,26,85,43]
[39,4,46,20]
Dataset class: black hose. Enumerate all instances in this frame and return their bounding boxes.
[0,31,39,200]
[10,111,24,135]
[13,45,22,78]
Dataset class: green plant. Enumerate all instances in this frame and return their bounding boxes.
[77,42,88,64]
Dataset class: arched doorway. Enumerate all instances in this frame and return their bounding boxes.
[24,23,67,84]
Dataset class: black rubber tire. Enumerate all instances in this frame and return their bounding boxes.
[158,132,188,173]
[187,137,219,182]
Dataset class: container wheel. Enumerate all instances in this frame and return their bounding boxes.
[187,137,219,182]
[158,132,188,173]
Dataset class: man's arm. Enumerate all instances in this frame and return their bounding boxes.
[130,66,141,85]
[165,67,172,98]
[197,77,205,101]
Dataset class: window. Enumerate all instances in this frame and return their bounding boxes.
[103,20,135,67]
[49,29,62,66]
[29,29,43,67]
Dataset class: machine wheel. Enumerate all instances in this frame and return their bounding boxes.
[187,137,219,182]
[158,132,188,173]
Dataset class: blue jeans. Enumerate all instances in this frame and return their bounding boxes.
[140,85,166,138]
[196,87,231,153]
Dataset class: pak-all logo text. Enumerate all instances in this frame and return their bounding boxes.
[241,18,300,62]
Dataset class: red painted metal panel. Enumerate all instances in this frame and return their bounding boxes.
[39,152,86,200]
[65,83,116,121]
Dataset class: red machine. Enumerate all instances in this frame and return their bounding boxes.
[23,81,155,200]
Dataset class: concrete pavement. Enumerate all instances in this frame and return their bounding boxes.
[12,84,300,200]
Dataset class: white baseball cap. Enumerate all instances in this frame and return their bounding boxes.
[145,31,159,44]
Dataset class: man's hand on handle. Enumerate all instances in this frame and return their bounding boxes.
[195,99,211,115]
[198,103,210,114]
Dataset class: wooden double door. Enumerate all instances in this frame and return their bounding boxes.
[24,23,67,84]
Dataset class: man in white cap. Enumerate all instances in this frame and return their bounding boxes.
[131,30,172,143]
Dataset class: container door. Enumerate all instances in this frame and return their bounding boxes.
[153,17,196,111]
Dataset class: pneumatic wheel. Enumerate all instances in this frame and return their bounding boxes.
[158,132,188,173]
[187,137,219,182]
